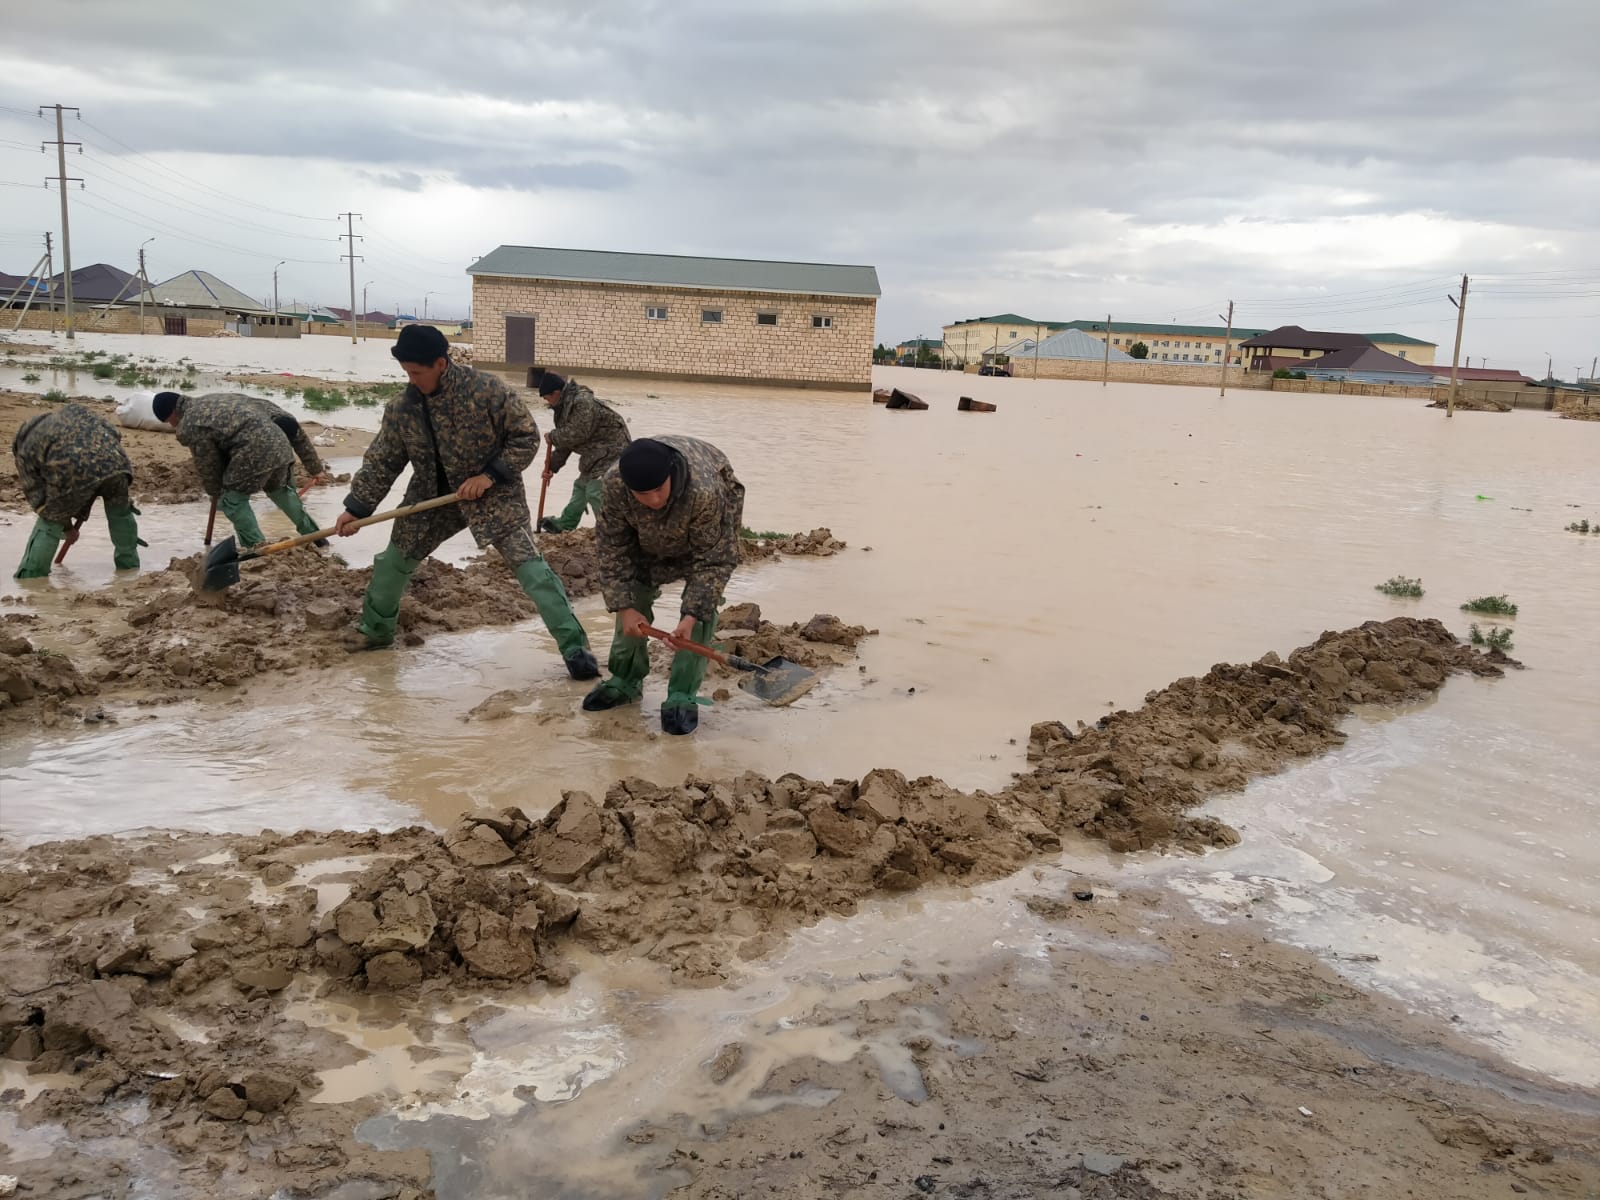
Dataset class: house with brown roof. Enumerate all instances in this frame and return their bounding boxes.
[1238,325,1374,372]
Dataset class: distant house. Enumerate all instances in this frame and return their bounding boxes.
[469,245,881,389]
[50,263,143,307]
[0,271,50,308]
[1296,345,1439,385]
[133,269,281,335]
[1363,331,1437,366]
[1427,366,1535,385]
[1239,326,1374,372]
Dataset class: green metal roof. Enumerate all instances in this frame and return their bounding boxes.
[1363,332,1436,346]
[469,245,880,298]
[1059,319,1268,339]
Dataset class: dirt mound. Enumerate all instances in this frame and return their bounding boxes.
[1,527,851,726]
[1557,395,1600,421]
[1426,395,1512,413]
[0,626,103,725]
[0,618,1517,1193]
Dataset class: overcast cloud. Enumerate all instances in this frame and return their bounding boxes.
[2,0,1596,373]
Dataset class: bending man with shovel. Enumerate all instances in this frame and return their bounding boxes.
[11,404,144,578]
[584,436,744,735]
[332,325,598,680]
[155,390,327,550]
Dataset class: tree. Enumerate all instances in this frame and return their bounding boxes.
[1128,341,1149,359]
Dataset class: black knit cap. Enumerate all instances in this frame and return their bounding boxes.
[391,324,450,365]
[619,438,675,491]
[152,391,181,422]
[537,370,566,397]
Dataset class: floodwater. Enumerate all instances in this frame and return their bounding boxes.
[2,346,1598,1129]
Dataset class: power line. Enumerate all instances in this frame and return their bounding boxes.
[70,190,331,265]
[76,153,338,243]
[77,117,339,223]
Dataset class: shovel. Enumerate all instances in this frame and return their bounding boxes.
[203,498,218,547]
[196,493,461,593]
[536,444,552,527]
[642,624,819,706]
[53,516,85,566]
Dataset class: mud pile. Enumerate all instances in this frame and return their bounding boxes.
[0,618,1516,1192]
[646,603,874,681]
[1426,395,1512,413]
[535,525,846,599]
[1558,395,1600,421]
[0,528,848,725]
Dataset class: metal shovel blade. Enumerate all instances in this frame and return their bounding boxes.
[738,656,818,706]
[198,535,243,592]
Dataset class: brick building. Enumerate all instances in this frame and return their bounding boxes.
[468,246,881,390]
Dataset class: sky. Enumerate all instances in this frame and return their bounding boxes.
[1,0,1597,377]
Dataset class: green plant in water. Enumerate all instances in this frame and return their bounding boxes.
[43,389,67,402]
[740,527,792,541]
[300,387,348,412]
[1469,624,1514,651]
[1566,519,1594,534]
[81,349,104,360]
[1461,594,1518,617]
[91,363,116,379]
[22,372,41,383]
[177,378,196,391]
[1375,576,1424,598]
[137,373,158,386]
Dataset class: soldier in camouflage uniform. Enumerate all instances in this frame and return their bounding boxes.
[584,435,745,735]
[155,390,327,549]
[532,371,631,533]
[11,403,145,578]
[332,325,598,679]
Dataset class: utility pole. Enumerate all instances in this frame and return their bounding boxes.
[1102,314,1111,387]
[1445,275,1468,418]
[338,213,362,343]
[41,104,82,340]
[272,260,286,317]
[1218,301,1234,396]
[6,246,51,334]
[1033,322,1041,379]
[137,239,152,334]
[362,280,376,338]
[43,232,57,334]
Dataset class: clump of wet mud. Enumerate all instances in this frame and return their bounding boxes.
[0,627,102,725]
[0,528,846,726]
[0,617,1515,1195]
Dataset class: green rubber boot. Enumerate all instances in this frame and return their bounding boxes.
[218,490,267,550]
[266,486,323,540]
[354,543,420,648]
[14,517,66,579]
[513,556,590,660]
[105,501,145,570]
[661,612,717,734]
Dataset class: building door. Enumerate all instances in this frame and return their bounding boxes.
[505,315,536,365]
[163,315,187,336]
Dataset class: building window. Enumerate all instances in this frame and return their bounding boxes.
[1398,350,1407,359]
[646,305,667,321]
[1182,354,1190,361]
[756,311,778,326]
[812,315,833,329]
[702,309,722,324]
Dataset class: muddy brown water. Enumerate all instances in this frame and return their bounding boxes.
[2,357,1598,1184]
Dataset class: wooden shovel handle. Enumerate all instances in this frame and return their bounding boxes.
[536,443,552,525]
[246,493,462,558]
[53,517,84,565]
[203,499,217,547]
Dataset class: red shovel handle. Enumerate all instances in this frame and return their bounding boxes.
[641,624,729,666]
[53,518,84,565]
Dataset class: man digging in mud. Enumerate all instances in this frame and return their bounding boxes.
[333,324,599,678]
[11,402,145,578]
[533,369,631,533]
[584,436,744,735]
[155,390,327,549]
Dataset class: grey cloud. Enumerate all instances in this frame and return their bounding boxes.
[454,162,631,192]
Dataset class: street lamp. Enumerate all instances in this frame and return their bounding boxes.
[362,280,376,337]
[272,261,286,316]
[424,292,438,321]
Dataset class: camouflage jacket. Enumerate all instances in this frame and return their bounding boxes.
[175,393,326,497]
[547,380,631,483]
[343,362,539,549]
[596,435,745,621]
[12,403,133,518]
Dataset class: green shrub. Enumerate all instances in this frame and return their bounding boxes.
[1566,519,1594,534]
[21,372,41,383]
[1461,595,1518,617]
[300,387,348,412]
[177,378,196,391]
[1469,624,1514,651]
[91,363,116,379]
[1375,576,1424,598]
[43,389,67,402]
[740,527,792,541]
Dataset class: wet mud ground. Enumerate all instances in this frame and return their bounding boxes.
[1,350,1598,1197]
